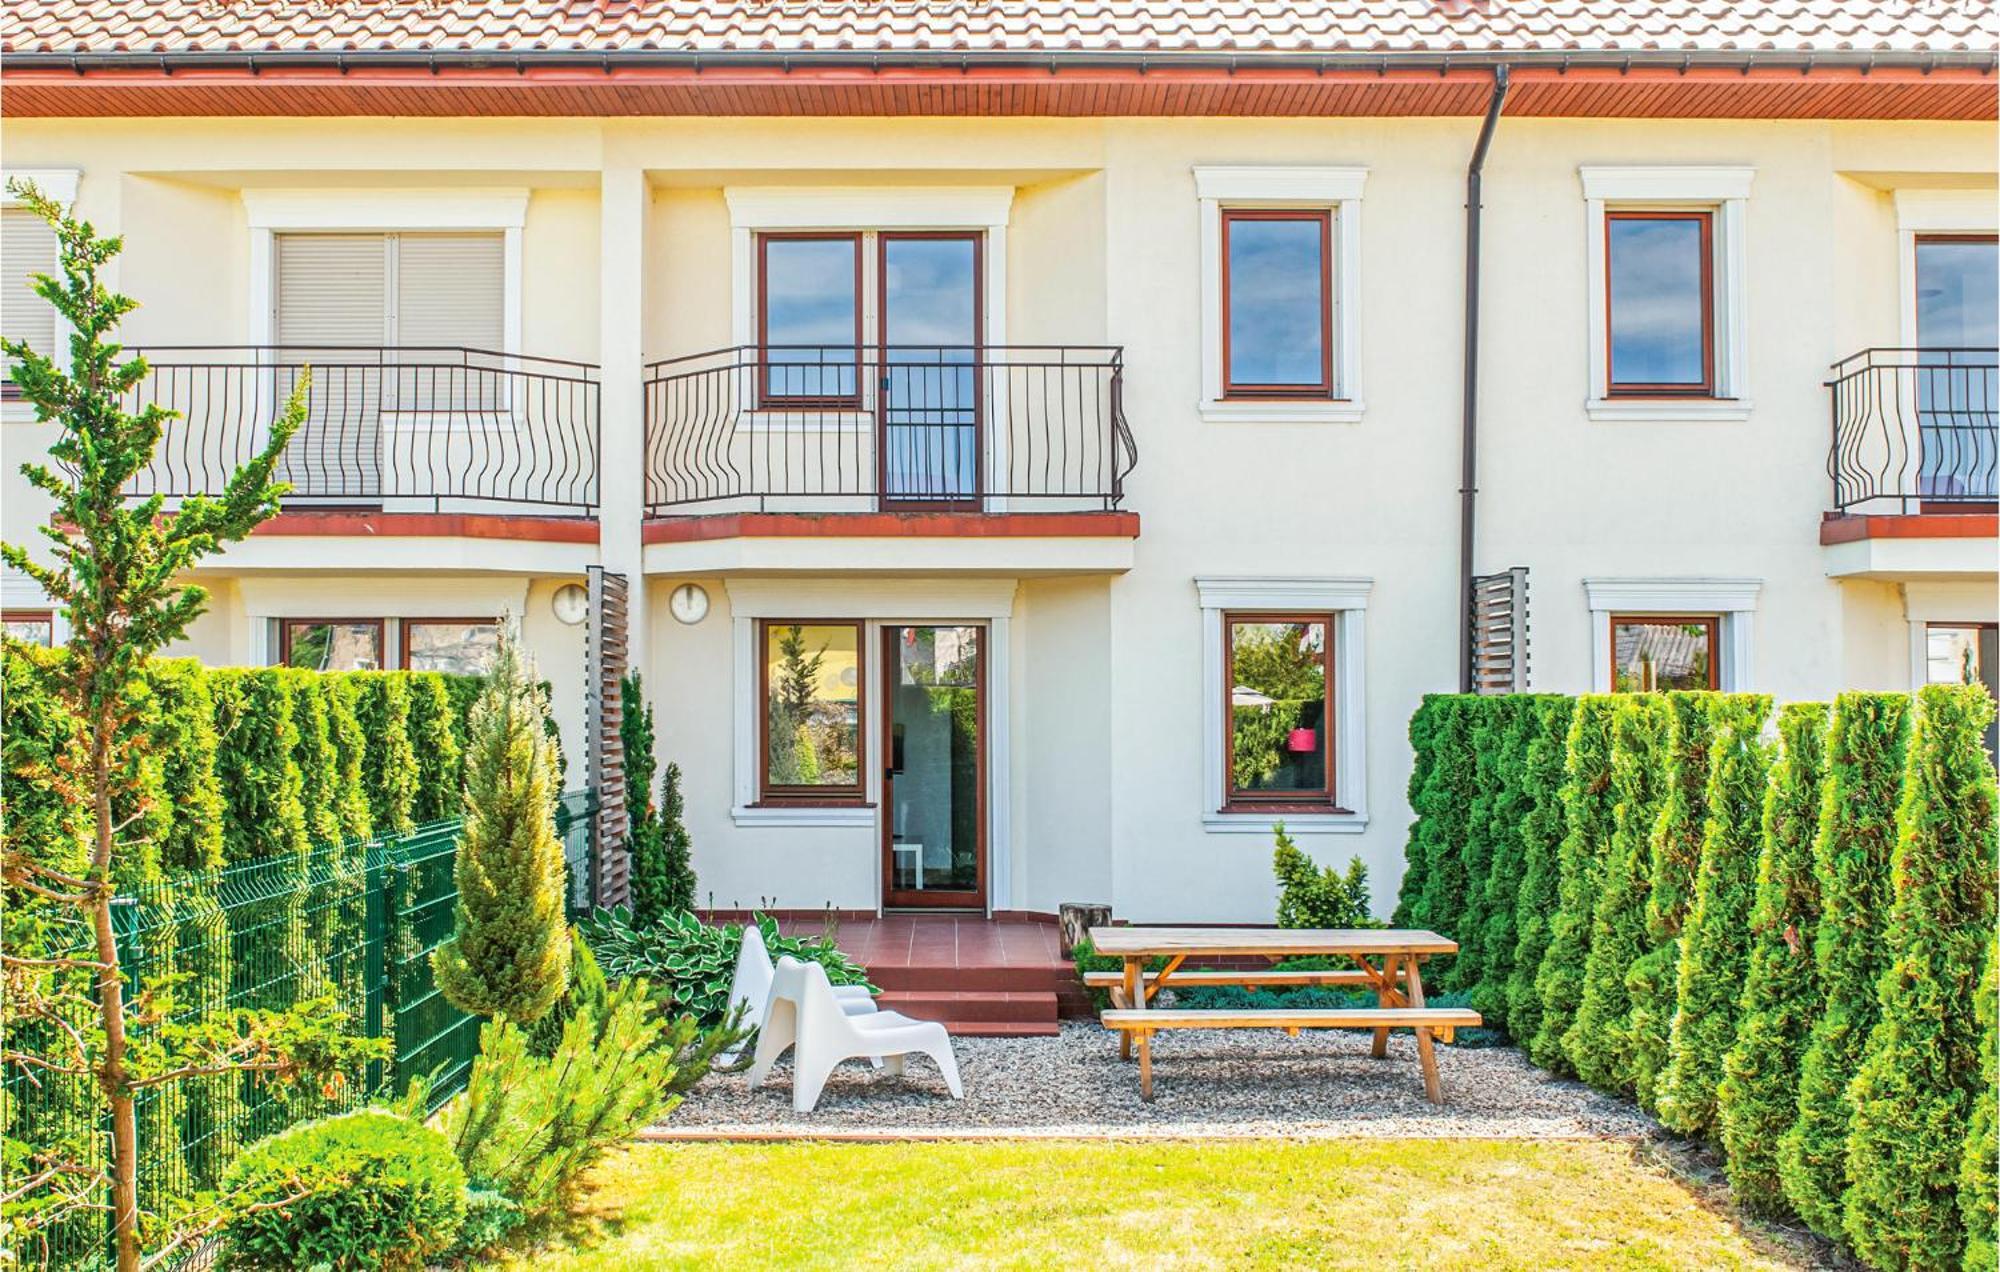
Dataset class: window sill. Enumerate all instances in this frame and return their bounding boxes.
[1201,808,1368,835]
[733,803,876,829]
[1586,397,1752,424]
[1199,398,1364,426]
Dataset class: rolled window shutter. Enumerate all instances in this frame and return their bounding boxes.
[276,233,388,496]
[3,207,60,392]
[396,232,504,411]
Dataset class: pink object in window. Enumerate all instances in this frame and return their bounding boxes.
[1286,727,1318,753]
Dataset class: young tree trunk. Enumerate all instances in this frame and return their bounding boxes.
[89,714,141,1272]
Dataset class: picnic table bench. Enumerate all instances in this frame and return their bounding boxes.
[1086,926,1476,1103]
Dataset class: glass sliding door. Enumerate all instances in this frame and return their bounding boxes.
[878,233,981,507]
[882,625,985,908]
[1915,236,1999,504]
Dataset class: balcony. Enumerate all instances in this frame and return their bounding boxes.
[126,345,602,520]
[1822,348,1997,578]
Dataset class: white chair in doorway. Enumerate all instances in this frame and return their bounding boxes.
[723,923,876,1060]
[748,956,965,1114]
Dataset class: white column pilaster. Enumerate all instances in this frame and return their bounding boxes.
[598,166,649,655]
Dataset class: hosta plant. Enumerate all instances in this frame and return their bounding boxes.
[579,907,874,1027]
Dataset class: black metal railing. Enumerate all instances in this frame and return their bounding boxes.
[642,345,1136,515]
[1829,348,1997,514]
[124,346,602,517]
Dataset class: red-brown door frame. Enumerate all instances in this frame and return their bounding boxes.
[880,624,988,910]
[875,231,984,512]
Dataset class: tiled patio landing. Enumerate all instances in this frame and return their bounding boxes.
[774,914,1086,1035]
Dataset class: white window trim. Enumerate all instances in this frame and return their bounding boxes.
[242,188,527,358]
[4,169,82,424]
[1580,166,1754,422]
[1893,189,1999,347]
[721,577,1017,912]
[1194,166,1367,425]
[1,571,69,645]
[1901,580,2000,690]
[1195,575,1370,835]
[1583,576,1761,691]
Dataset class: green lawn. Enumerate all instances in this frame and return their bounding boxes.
[487,1138,1810,1270]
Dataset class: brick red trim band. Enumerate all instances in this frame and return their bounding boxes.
[1819,512,1999,545]
[254,511,601,543]
[643,511,1140,544]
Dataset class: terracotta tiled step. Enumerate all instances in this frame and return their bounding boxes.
[876,989,1060,1036]
[867,964,1078,994]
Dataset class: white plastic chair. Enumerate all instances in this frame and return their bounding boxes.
[723,924,875,1060]
[747,956,965,1113]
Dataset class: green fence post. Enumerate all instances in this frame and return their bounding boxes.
[363,840,388,1093]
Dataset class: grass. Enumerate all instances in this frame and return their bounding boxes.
[484,1138,1811,1270]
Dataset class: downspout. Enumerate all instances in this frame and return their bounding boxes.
[1457,64,1510,693]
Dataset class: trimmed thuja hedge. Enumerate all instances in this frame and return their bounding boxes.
[1393,684,1997,1272]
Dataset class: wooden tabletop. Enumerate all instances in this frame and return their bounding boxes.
[1087,926,1458,958]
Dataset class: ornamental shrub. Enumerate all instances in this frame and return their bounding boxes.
[525,927,607,1059]
[1470,696,1540,1030]
[432,638,572,1024]
[1530,694,1619,1074]
[348,672,418,838]
[210,669,310,868]
[1566,693,1670,1093]
[1273,821,1374,929]
[218,1108,466,1271]
[323,675,373,843]
[1391,696,1445,927]
[1452,696,1517,995]
[290,672,345,849]
[1843,684,1998,1271]
[1625,690,1719,1113]
[1962,936,1999,1272]
[1778,691,1913,1236]
[1414,696,1477,983]
[146,659,225,873]
[623,673,675,927]
[654,761,698,915]
[1505,696,1577,1047]
[408,671,465,825]
[1717,702,1831,1216]
[1655,693,1774,1140]
[581,906,873,1028]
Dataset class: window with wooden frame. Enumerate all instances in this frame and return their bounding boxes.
[2,609,54,646]
[402,618,501,675]
[757,232,863,407]
[1609,615,1719,692]
[279,618,386,672]
[1223,613,1335,808]
[759,620,866,803]
[1221,209,1334,399]
[1605,210,1715,397]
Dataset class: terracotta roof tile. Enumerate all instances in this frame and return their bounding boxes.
[3,0,1994,59]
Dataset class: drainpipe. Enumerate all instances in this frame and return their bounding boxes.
[1458,64,1510,693]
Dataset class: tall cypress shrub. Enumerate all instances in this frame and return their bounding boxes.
[1717,702,1831,1215]
[1963,936,1999,1272]
[1566,693,1670,1093]
[324,675,373,843]
[349,673,418,837]
[1451,696,1512,994]
[408,672,464,825]
[1473,697,1540,1028]
[1530,694,1619,1074]
[1778,692,1913,1236]
[1506,695,1577,1046]
[655,761,698,915]
[1844,684,1998,1271]
[210,669,312,1015]
[146,660,225,873]
[1391,696,1445,926]
[1655,693,1774,1140]
[1625,691,1719,1113]
[621,673,669,927]
[1415,696,1477,982]
[290,672,344,849]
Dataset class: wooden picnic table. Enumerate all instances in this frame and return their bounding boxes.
[1086,926,1473,1103]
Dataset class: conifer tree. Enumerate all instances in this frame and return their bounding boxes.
[1843,684,1998,1271]
[324,675,373,843]
[621,673,669,926]
[433,634,573,1024]
[1717,702,1831,1215]
[1391,696,1444,926]
[408,671,465,825]
[1451,697,1513,995]
[1473,697,1540,1029]
[1625,690,1717,1112]
[289,672,344,848]
[1778,692,1913,1236]
[1506,695,1576,1046]
[1655,693,1774,1140]
[1962,936,1999,1272]
[1414,697,1477,983]
[655,761,698,915]
[1530,694,1619,1073]
[348,671,418,837]
[1566,693,1669,1092]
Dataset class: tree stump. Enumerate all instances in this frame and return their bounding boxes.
[1058,902,1112,958]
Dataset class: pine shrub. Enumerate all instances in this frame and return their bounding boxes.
[1414,696,1477,983]
[1392,694,1445,926]
[1472,697,1540,1029]
[408,671,465,825]
[1625,690,1719,1113]
[1452,697,1517,995]
[1530,694,1619,1073]
[1843,684,1998,1271]
[1505,695,1577,1047]
[1655,693,1774,1140]
[1273,822,1373,929]
[1778,691,1913,1236]
[1963,936,1999,1272]
[1717,702,1831,1215]
[349,672,418,837]
[1566,693,1670,1093]
[432,638,572,1024]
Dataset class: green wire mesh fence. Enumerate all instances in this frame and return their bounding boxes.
[4,788,599,1270]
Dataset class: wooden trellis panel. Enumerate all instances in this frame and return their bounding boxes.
[585,565,631,908]
[1469,566,1531,694]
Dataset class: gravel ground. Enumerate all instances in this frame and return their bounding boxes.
[661,1021,1659,1140]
